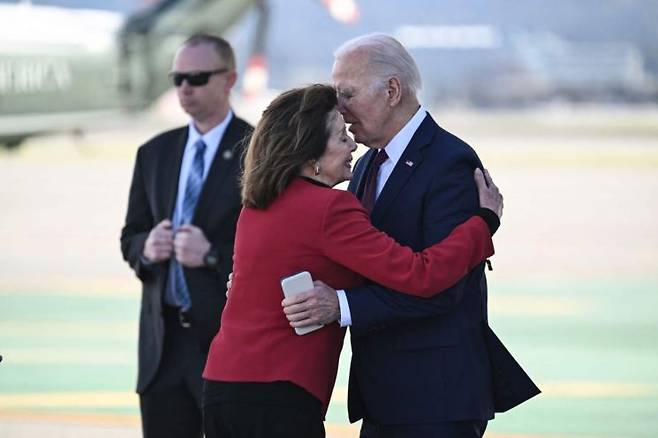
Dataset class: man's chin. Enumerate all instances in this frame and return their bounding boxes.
[180,103,196,113]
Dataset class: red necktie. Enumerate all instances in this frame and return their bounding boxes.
[360,149,388,214]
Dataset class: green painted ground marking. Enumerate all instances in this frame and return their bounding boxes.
[1,279,656,437]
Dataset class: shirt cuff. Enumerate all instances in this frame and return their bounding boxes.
[336,289,352,327]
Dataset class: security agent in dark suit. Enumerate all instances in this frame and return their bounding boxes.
[283,33,539,438]
[120,34,252,438]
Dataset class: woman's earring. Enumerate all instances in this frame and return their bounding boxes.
[314,162,321,175]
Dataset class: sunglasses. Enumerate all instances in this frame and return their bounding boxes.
[169,68,230,87]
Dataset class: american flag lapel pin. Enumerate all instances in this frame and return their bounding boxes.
[405,160,414,167]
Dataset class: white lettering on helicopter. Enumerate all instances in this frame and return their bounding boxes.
[0,59,72,94]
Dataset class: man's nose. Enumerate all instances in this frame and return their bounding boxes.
[179,81,194,93]
[336,97,348,114]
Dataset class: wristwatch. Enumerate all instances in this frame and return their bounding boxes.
[203,249,219,269]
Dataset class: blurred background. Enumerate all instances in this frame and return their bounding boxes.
[1,0,657,437]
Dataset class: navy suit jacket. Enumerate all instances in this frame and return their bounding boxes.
[345,113,539,424]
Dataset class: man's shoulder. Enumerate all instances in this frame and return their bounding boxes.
[420,113,480,165]
[224,115,254,154]
[138,126,187,154]
[230,115,254,133]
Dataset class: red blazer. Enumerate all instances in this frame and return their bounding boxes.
[203,177,494,411]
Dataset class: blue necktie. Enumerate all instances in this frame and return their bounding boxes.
[172,139,206,310]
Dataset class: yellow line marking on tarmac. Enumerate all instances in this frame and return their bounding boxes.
[0,411,578,438]
[0,411,140,427]
[325,423,360,437]
[0,277,138,296]
[0,322,135,338]
[323,424,558,438]
[1,381,654,413]
[1,348,133,365]
[477,435,568,438]
[0,392,139,409]
[541,381,658,398]
[331,386,348,404]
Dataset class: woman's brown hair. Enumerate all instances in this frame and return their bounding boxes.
[241,84,337,209]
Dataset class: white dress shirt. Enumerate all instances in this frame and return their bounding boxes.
[337,106,427,327]
[162,111,233,307]
[171,111,233,227]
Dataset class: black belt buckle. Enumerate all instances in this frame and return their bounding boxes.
[179,309,192,328]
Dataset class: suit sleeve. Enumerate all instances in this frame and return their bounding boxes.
[322,192,493,298]
[345,154,483,336]
[120,148,156,282]
[204,130,251,275]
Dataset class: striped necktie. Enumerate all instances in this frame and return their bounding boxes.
[172,139,207,310]
[181,139,207,223]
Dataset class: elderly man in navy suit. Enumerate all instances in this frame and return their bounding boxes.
[283,33,539,438]
[121,34,252,438]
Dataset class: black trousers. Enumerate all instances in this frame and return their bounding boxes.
[139,307,206,438]
[360,419,488,438]
[203,381,325,438]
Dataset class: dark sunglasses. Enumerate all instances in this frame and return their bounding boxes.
[169,68,229,87]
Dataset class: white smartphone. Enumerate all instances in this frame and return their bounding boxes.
[280,271,324,336]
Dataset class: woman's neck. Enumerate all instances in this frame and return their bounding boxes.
[298,170,334,187]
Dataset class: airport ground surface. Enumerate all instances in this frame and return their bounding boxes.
[1,105,657,437]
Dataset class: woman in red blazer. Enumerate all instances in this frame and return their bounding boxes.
[202,85,503,438]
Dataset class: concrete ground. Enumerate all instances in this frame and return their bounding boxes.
[1,105,657,437]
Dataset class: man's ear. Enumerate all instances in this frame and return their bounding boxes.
[225,70,238,91]
[386,76,402,106]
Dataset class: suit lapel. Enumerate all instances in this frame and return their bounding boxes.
[164,129,188,218]
[193,117,245,224]
[371,114,436,224]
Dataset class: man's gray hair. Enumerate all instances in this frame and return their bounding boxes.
[334,33,422,96]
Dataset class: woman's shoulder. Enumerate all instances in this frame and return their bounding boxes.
[278,179,364,223]
[291,178,360,206]
[277,179,369,238]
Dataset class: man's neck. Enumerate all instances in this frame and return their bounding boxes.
[374,101,420,149]
[194,106,230,134]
